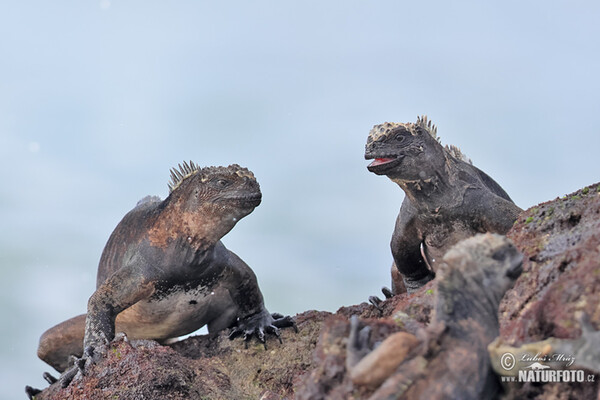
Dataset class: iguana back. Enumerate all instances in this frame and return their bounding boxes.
[96,196,161,286]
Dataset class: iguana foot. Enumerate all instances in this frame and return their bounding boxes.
[229,310,296,349]
[25,386,41,400]
[368,286,394,311]
[24,354,90,397]
[369,296,383,311]
[24,367,73,398]
[58,349,91,388]
[59,331,117,388]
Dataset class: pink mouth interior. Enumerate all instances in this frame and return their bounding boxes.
[368,157,396,167]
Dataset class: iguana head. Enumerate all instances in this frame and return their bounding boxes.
[364,116,446,181]
[164,162,261,238]
[168,160,261,211]
[365,116,469,182]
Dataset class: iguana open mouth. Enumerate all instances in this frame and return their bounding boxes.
[369,158,396,167]
[366,156,401,174]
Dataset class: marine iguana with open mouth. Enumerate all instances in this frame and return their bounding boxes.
[365,116,522,294]
[27,162,294,397]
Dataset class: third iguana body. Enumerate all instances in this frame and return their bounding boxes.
[365,116,522,293]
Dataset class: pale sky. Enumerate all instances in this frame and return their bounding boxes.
[1,1,599,398]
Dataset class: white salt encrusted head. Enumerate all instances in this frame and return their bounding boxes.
[368,115,471,164]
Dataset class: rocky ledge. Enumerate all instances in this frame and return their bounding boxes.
[32,183,600,400]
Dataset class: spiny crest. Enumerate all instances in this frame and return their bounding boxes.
[168,161,202,193]
[168,162,256,193]
[446,144,472,164]
[415,116,471,162]
[415,115,438,140]
[368,115,440,143]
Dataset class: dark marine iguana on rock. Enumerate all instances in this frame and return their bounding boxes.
[347,233,523,399]
[365,116,522,294]
[27,162,294,398]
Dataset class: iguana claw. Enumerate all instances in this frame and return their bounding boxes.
[25,386,41,400]
[368,286,395,312]
[58,342,106,388]
[43,371,58,384]
[381,286,394,299]
[229,310,296,349]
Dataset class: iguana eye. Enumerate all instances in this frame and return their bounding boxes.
[395,134,406,142]
[210,178,230,188]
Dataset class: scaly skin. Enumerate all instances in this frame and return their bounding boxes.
[365,116,522,293]
[348,234,523,400]
[34,162,294,388]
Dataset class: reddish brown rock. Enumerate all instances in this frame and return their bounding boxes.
[30,183,600,400]
[498,182,600,399]
[34,311,326,400]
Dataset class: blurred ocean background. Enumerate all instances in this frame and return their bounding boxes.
[1,1,599,398]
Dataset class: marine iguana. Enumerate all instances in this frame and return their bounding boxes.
[29,162,294,396]
[347,233,523,399]
[365,116,522,294]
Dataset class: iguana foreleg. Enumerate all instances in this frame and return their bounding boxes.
[59,261,157,387]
